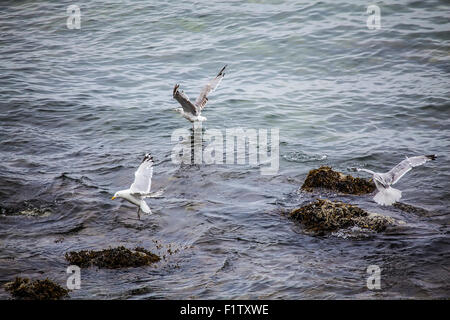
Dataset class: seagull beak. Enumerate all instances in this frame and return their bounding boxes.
[111,196,116,200]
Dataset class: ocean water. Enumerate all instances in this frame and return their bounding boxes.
[0,0,449,299]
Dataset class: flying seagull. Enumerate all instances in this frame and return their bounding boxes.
[357,154,436,206]
[173,65,227,123]
[112,153,163,219]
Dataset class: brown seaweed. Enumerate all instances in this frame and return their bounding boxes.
[65,246,161,269]
[4,277,69,300]
[290,199,395,235]
[301,166,376,194]
[393,202,431,216]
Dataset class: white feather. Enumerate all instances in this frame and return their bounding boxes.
[140,201,152,215]
[373,187,402,206]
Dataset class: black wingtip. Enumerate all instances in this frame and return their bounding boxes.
[426,154,437,160]
[173,84,180,98]
[218,65,227,76]
[143,153,153,162]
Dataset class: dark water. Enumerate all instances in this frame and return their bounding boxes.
[0,0,449,299]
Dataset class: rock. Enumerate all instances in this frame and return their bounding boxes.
[393,202,430,216]
[65,246,161,269]
[301,166,376,194]
[4,277,69,300]
[0,200,52,217]
[289,199,395,235]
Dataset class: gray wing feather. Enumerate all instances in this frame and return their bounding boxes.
[356,168,376,175]
[384,155,436,185]
[195,65,226,111]
[173,84,199,116]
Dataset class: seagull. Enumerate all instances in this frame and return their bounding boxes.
[173,65,227,123]
[357,155,436,206]
[112,153,163,219]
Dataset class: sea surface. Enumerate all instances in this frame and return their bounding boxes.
[0,0,449,299]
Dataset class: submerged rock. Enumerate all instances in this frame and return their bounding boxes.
[301,166,375,194]
[4,277,69,300]
[393,202,430,216]
[65,246,161,269]
[0,200,52,217]
[290,199,395,235]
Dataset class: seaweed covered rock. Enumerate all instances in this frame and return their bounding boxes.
[393,202,430,216]
[290,199,394,235]
[0,200,52,217]
[65,246,161,269]
[4,277,69,300]
[301,166,375,194]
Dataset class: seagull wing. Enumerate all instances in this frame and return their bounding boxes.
[195,65,226,111]
[173,84,199,116]
[130,154,153,194]
[356,168,376,175]
[384,155,436,185]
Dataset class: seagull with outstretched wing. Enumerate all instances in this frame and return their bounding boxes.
[112,154,164,219]
[173,65,227,123]
[357,154,436,205]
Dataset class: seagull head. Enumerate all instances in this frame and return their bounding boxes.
[111,191,124,200]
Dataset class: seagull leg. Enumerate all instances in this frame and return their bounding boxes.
[137,208,141,220]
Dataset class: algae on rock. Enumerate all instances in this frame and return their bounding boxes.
[65,246,161,269]
[0,200,52,217]
[4,277,69,300]
[290,199,395,235]
[301,166,376,194]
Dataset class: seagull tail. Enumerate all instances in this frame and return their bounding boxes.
[373,187,402,206]
[140,201,152,215]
